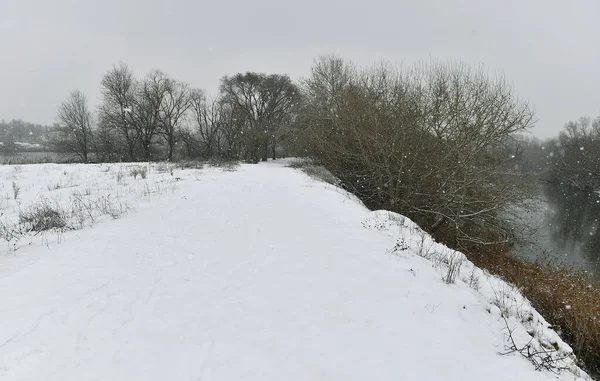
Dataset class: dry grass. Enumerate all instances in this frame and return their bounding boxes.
[205,157,239,172]
[19,201,67,232]
[468,249,600,377]
[130,165,148,179]
[287,159,341,186]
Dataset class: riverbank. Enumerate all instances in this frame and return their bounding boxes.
[511,183,600,278]
[468,244,600,377]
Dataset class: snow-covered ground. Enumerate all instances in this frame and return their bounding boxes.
[0,160,590,380]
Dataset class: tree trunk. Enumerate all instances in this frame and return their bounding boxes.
[167,138,174,161]
[143,143,151,161]
[128,144,136,162]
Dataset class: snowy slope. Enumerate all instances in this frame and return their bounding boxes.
[0,160,589,381]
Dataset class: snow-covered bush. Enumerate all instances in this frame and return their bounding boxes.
[19,200,67,233]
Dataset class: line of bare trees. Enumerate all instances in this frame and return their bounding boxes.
[53,56,539,251]
[54,63,300,163]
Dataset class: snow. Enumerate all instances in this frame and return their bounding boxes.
[13,142,43,150]
[0,160,590,380]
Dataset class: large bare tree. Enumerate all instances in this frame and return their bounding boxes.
[133,69,169,161]
[190,90,231,158]
[55,90,94,162]
[98,62,139,161]
[301,55,356,127]
[220,72,300,162]
[160,78,191,161]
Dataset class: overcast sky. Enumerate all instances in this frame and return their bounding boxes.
[1,0,598,138]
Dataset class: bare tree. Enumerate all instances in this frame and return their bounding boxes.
[55,90,94,162]
[301,55,356,126]
[94,120,121,162]
[160,78,191,161]
[132,69,169,161]
[300,59,535,252]
[292,55,358,157]
[178,127,199,159]
[412,62,536,246]
[98,62,139,161]
[552,115,600,190]
[190,90,226,158]
[220,72,300,162]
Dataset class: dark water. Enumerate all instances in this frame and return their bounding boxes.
[513,184,600,276]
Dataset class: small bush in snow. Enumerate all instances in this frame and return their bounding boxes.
[176,160,204,170]
[156,162,177,175]
[115,168,124,183]
[11,182,20,200]
[286,159,309,169]
[19,201,67,232]
[491,283,527,319]
[130,166,147,179]
[288,160,341,186]
[47,182,63,191]
[0,221,27,248]
[391,237,409,253]
[500,316,571,374]
[70,192,129,228]
[207,157,239,172]
[444,252,465,284]
[415,233,436,261]
[464,268,481,291]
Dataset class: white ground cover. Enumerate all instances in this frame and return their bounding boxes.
[0,160,590,380]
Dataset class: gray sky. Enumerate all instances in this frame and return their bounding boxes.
[1,0,598,138]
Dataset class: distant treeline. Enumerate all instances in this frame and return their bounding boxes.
[516,116,600,191]
[0,120,53,152]
[6,56,600,250]
[51,64,299,163]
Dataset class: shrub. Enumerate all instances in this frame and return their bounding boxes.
[130,166,148,179]
[444,252,465,284]
[176,160,204,170]
[288,160,341,186]
[298,57,535,253]
[12,181,20,200]
[19,201,67,232]
[70,192,129,227]
[206,157,239,172]
[115,168,124,183]
[155,162,177,175]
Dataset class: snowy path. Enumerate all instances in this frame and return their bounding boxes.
[0,162,583,380]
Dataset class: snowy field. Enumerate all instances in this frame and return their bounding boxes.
[0,160,590,380]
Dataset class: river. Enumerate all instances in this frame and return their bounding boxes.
[512,183,600,277]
